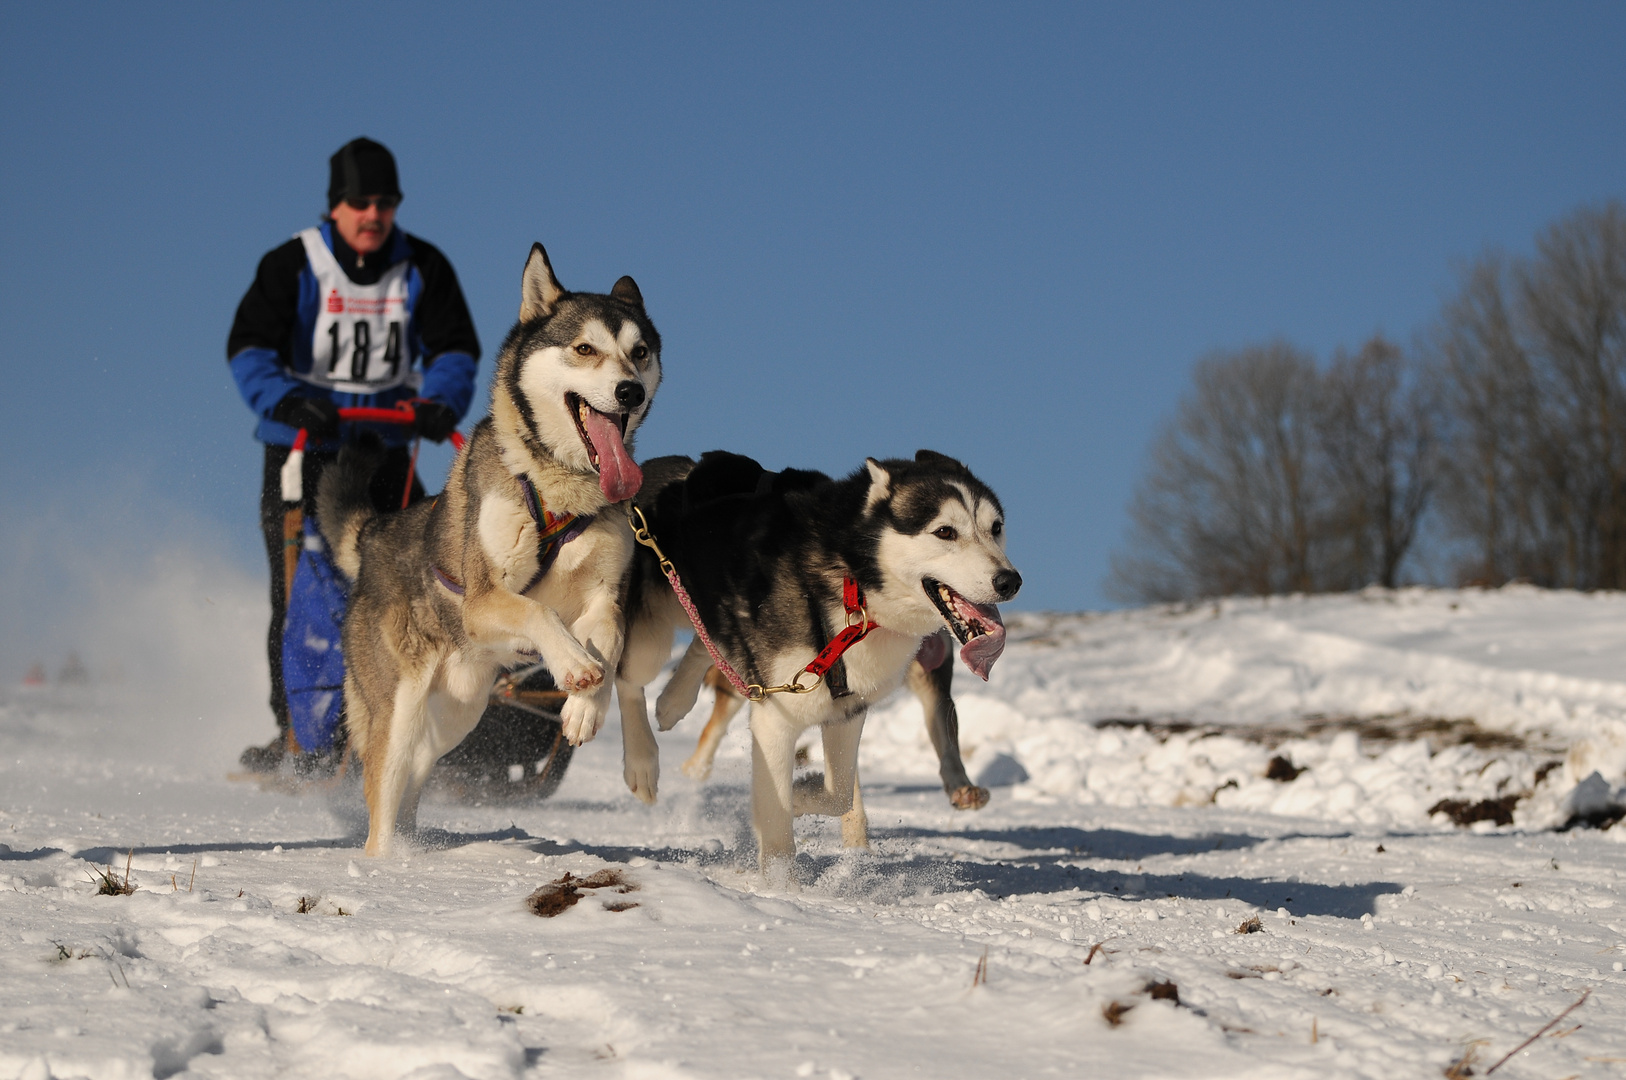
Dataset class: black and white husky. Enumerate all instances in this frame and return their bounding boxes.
[615,450,1019,879]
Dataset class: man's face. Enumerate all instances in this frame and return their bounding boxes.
[329,196,397,255]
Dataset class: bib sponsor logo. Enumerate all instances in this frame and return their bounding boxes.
[342,296,405,315]
[326,290,344,313]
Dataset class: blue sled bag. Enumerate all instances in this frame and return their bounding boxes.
[282,517,349,752]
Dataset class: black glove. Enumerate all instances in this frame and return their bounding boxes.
[271,395,341,439]
[413,400,459,443]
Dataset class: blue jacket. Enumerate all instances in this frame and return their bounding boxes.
[227,222,480,448]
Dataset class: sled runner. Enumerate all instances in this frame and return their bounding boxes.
[235,402,576,800]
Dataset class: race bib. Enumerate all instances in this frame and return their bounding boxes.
[295,227,417,394]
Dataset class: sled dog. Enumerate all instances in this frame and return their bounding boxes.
[681,644,992,812]
[319,243,661,856]
[614,450,1019,879]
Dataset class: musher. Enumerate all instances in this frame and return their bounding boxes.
[227,137,480,773]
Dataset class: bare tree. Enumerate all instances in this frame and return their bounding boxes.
[1433,254,1538,583]
[1521,201,1626,586]
[1434,201,1626,588]
[1113,199,1626,603]
[1109,342,1325,602]
[1314,335,1437,588]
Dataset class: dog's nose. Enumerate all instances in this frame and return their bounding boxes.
[992,569,1022,601]
[614,380,646,410]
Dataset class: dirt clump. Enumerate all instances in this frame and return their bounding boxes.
[1429,795,1519,828]
[526,869,639,917]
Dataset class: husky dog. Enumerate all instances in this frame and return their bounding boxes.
[319,244,661,856]
[614,450,1018,879]
[680,645,991,812]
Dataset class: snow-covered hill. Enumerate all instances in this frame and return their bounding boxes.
[856,586,1626,832]
[3,584,1625,1079]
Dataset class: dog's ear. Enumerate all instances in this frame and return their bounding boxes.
[610,275,645,311]
[914,449,962,469]
[519,243,567,322]
[864,458,892,512]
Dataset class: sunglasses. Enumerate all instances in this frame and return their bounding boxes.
[343,195,400,211]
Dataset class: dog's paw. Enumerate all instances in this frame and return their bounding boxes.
[948,784,991,811]
[557,658,604,694]
[655,702,687,732]
[679,753,714,781]
[654,679,702,731]
[560,694,606,746]
[623,751,659,806]
[758,853,801,892]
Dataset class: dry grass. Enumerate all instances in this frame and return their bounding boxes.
[1235,916,1263,934]
[51,942,93,962]
[971,947,989,988]
[88,850,136,896]
[1484,989,1590,1075]
[292,895,351,915]
[1102,1000,1134,1027]
[1444,1040,1488,1079]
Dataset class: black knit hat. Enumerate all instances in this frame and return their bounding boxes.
[328,137,402,208]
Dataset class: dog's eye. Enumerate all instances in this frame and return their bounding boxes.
[933,526,958,541]
[631,344,648,361]
[574,343,596,356]
[990,520,1003,537]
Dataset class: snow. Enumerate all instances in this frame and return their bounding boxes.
[4,579,1626,1079]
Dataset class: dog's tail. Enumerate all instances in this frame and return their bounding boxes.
[315,438,387,581]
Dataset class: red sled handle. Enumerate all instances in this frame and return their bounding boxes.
[282,401,464,502]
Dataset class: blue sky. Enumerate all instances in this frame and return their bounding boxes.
[2,2,1624,648]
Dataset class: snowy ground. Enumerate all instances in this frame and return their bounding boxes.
[4,584,1626,1079]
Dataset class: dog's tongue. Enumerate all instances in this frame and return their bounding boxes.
[580,407,642,502]
[950,593,1007,681]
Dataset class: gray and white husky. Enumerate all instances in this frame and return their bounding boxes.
[319,243,661,856]
[614,450,1019,879]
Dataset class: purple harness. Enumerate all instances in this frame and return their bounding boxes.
[434,475,593,596]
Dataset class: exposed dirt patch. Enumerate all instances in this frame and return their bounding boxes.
[1429,795,1520,828]
[1094,712,1555,753]
[526,869,639,917]
[1145,980,1179,1003]
[1559,806,1625,832]
[1263,755,1305,782]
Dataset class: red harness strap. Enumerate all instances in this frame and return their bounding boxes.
[801,577,879,679]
